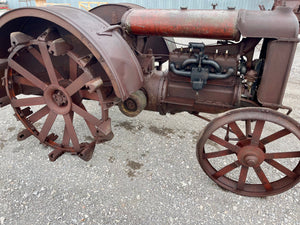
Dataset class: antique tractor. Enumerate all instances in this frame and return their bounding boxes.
[0,4,299,197]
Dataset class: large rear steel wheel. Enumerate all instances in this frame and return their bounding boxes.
[5,29,113,161]
[197,107,300,196]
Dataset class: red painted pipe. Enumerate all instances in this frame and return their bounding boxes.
[121,9,241,41]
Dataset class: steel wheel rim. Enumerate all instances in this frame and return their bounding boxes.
[5,31,103,155]
[196,107,300,197]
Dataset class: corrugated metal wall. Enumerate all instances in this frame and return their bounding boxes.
[8,0,274,10]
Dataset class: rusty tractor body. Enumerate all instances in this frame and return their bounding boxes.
[0,4,299,197]
[271,0,300,26]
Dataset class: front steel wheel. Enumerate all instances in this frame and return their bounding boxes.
[196,107,300,197]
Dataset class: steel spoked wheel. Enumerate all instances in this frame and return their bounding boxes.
[5,30,109,160]
[196,107,300,196]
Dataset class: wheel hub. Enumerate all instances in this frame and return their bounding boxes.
[237,146,265,167]
[52,90,68,106]
[124,99,137,111]
[44,84,72,115]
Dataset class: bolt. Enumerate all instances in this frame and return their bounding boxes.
[245,155,257,167]
[52,90,68,106]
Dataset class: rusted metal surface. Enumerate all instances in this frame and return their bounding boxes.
[257,40,298,106]
[0,6,143,101]
[0,4,299,196]
[89,3,175,68]
[5,35,113,158]
[238,6,299,38]
[0,6,137,160]
[121,9,241,41]
[260,1,300,32]
[197,107,300,197]
[273,0,300,18]
[238,6,299,107]
[89,3,143,25]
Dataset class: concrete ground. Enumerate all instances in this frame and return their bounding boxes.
[0,38,300,225]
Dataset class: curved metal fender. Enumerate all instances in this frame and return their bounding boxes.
[0,6,143,101]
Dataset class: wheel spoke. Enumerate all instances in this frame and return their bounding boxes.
[204,149,235,159]
[13,76,35,87]
[197,108,300,196]
[28,105,50,123]
[80,103,97,136]
[65,72,92,97]
[245,119,252,137]
[209,134,240,153]
[62,112,74,146]
[253,166,273,191]
[213,161,240,179]
[11,96,45,107]
[38,42,59,85]
[260,128,291,145]
[237,166,248,190]
[63,113,80,151]
[28,47,63,80]
[229,122,246,140]
[251,120,265,146]
[72,103,102,126]
[265,151,300,159]
[38,111,57,142]
[8,59,48,90]
[265,159,298,179]
[69,57,78,81]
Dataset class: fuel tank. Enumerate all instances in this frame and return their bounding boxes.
[121,8,241,41]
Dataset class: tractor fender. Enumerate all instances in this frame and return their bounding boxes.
[0,6,143,101]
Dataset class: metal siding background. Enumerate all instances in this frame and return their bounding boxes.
[7,0,274,10]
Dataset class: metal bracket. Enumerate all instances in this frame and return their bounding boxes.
[96,25,124,36]
[191,67,209,91]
